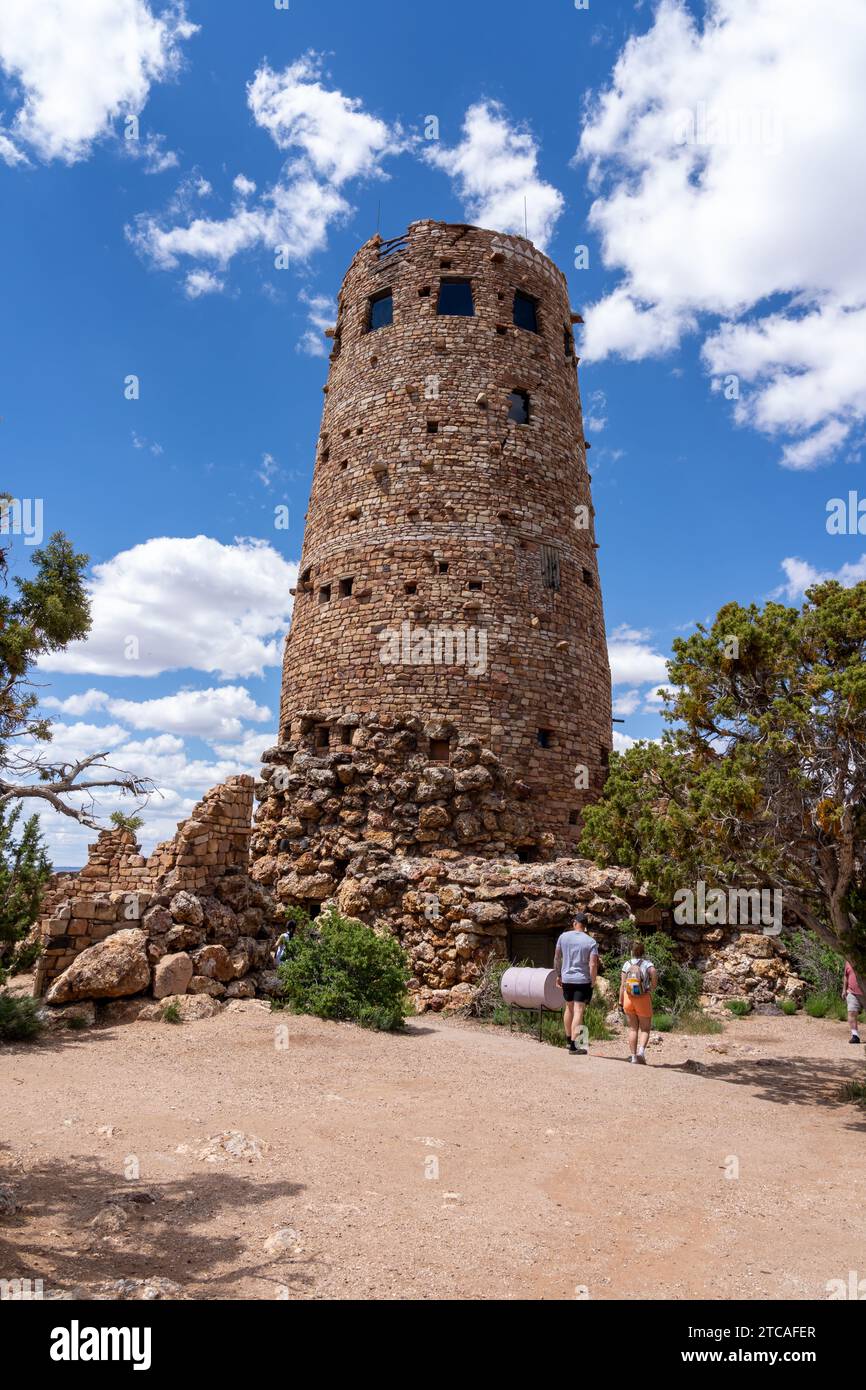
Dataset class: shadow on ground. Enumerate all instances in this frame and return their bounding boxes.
[660,1054,866,1131]
[0,1156,311,1298]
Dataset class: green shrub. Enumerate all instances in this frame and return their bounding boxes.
[780,998,798,1016]
[0,992,44,1041]
[674,1009,724,1035]
[788,929,845,996]
[276,906,409,1032]
[654,1012,674,1032]
[842,1080,866,1109]
[725,999,753,1017]
[161,1002,182,1024]
[805,990,847,1020]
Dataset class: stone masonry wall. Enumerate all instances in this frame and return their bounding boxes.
[35,777,271,998]
[278,221,611,855]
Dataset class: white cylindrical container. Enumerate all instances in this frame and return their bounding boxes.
[500,966,565,1011]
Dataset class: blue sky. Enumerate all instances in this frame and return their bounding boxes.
[2,0,865,863]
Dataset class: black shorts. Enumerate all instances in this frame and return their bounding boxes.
[562,982,593,1003]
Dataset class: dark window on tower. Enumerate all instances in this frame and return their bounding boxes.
[537,728,554,749]
[367,289,393,332]
[339,576,354,598]
[437,561,449,574]
[427,421,439,433]
[513,290,539,332]
[541,545,561,591]
[315,725,330,749]
[600,746,610,769]
[300,567,311,586]
[517,845,540,864]
[429,737,451,762]
[319,584,331,603]
[468,579,483,591]
[508,389,530,424]
[437,279,474,317]
[582,567,594,587]
[564,327,574,357]
[404,581,417,594]
[568,810,580,826]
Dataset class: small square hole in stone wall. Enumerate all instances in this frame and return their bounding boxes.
[582,567,594,586]
[339,576,354,597]
[568,810,580,826]
[404,581,417,594]
[429,737,451,762]
[427,421,439,433]
[319,584,331,603]
[600,746,609,768]
[537,727,554,748]
[321,447,330,462]
[340,460,348,470]
[437,561,449,574]
[339,725,353,746]
[468,579,483,590]
[418,286,431,297]
[440,260,452,269]
[517,845,540,863]
[315,725,330,749]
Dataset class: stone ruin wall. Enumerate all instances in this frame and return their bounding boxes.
[280,220,611,855]
[35,777,280,1013]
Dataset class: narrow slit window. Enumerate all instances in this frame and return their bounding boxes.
[508,389,530,424]
[541,545,561,591]
[568,810,580,826]
[315,725,330,749]
[429,737,450,762]
[437,279,474,317]
[513,290,539,332]
[600,746,610,768]
[367,289,393,332]
[582,567,594,587]
[564,327,574,357]
[319,584,332,604]
[339,725,353,746]
[339,576,354,598]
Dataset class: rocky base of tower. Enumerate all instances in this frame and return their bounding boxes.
[251,719,805,1012]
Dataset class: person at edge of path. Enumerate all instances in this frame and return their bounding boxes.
[554,911,598,1056]
[843,959,865,1044]
[619,937,658,1066]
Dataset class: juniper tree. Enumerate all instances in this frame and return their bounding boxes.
[581,580,866,977]
[0,501,152,827]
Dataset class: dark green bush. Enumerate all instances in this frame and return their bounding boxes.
[0,992,44,1041]
[805,990,847,1020]
[653,1012,674,1032]
[276,907,409,1032]
[780,998,798,1016]
[725,999,753,1017]
[788,930,845,995]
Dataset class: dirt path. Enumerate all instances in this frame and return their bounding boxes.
[1,1005,864,1300]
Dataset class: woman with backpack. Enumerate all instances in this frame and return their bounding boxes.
[619,938,658,1065]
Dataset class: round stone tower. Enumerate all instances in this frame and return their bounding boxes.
[275,219,611,856]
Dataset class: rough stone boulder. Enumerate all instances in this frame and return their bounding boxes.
[46,928,151,1004]
[153,952,194,999]
[169,891,204,926]
[139,994,222,1022]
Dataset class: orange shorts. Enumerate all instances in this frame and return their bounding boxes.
[623,993,653,1020]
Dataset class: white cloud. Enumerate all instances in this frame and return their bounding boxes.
[612,688,641,717]
[42,688,110,717]
[0,0,197,165]
[257,451,278,488]
[247,54,399,186]
[128,52,400,290]
[106,686,272,740]
[297,289,334,358]
[39,535,297,678]
[184,268,224,298]
[576,0,866,468]
[607,623,669,686]
[424,101,564,251]
[583,389,608,433]
[776,553,866,601]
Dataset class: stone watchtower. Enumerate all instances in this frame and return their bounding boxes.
[255,220,610,894]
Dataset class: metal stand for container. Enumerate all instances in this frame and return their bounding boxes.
[508,1002,558,1043]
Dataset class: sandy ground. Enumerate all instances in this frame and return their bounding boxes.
[1,1001,864,1301]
